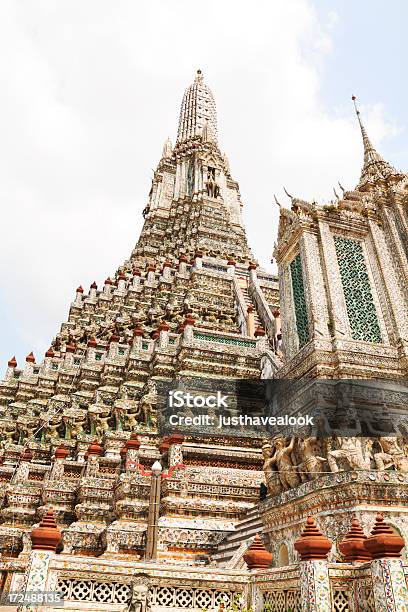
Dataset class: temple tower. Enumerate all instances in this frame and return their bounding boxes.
[0,71,279,564]
[271,99,408,380]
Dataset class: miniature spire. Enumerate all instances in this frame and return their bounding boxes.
[243,533,273,569]
[352,95,403,191]
[339,517,372,563]
[364,512,405,559]
[31,509,62,552]
[86,439,103,458]
[294,516,332,561]
[162,137,173,159]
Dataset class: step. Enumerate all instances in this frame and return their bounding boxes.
[211,503,264,567]
[235,511,260,524]
[215,525,262,550]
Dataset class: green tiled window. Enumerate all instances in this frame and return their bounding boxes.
[290,254,310,347]
[334,236,381,343]
[193,331,256,347]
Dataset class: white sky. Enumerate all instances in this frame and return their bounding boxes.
[0,0,403,368]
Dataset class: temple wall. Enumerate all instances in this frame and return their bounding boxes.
[1,555,407,611]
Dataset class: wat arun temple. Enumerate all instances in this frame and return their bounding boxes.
[0,71,407,611]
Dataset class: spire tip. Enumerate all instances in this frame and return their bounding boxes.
[352,95,360,117]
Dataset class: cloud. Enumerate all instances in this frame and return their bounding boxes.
[0,0,399,369]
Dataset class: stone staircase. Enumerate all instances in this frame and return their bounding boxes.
[211,504,264,568]
[240,286,261,327]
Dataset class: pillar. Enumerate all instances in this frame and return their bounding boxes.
[4,356,17,381]
[317,220,350,338]
[121,433,140,473]
[161,260,173,282]
[178,255,188,274]
[243,535,272,612]
[368,218,408,347]
[132,268,141,288]
[227,258,236,275]
[248,262,257,283]
[103,277,113,295]
[370,559,408,612]
[294,517,333,612]
[167,434,184,467]
[23,353,35,377]
[193,251,203,269]
[365,513,407,612]
[74,285,83,306]
[158,321,170,349]
[299,230,330,338]
[86,337,98,362]
[246,306,255,338]
[17,509,62,612]
[64,342,76,367]
[183,315,195,342]
[89,281,98,300]
[43,347,54,371]
[130,325,144,353]
[145,461,162,561]
[147,265,156,284]
[117,272,127,292]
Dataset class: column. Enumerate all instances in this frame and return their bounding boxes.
[145,461,162,561]
[370,559,408,612]
[4,356,17,381]
[182,315,195,342]
[17,509,62,612]
[74,285,83,306]
[243,535,273,612]
[193,251,203,269]
[299,230,330,338]
[368,219,408,346]
[246,306,255,338]
[294,516,333,612]
[227,258,236,275]
[365,513,407,612]
[278,263,298,359]
[382,205,408,286]
[317,220,350,338]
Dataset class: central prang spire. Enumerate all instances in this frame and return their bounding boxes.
[176,69,218,144]
[133,69,253,263]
